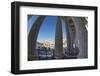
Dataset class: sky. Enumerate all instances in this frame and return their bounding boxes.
[28,15,67,42]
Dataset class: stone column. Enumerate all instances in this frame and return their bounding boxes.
[55,17,64,59]
[63,17,76,49]
[28,15,32,21]
[28,16,45,60]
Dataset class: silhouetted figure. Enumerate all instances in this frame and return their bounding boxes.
[65,43,80,59]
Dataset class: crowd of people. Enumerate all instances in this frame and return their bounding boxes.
[36,47,55,60]
[36,43,80,60]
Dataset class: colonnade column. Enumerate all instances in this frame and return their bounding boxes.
[28,16,45,60]
[55,17,64,59]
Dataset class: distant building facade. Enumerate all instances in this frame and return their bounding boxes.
[36,39,67,49]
